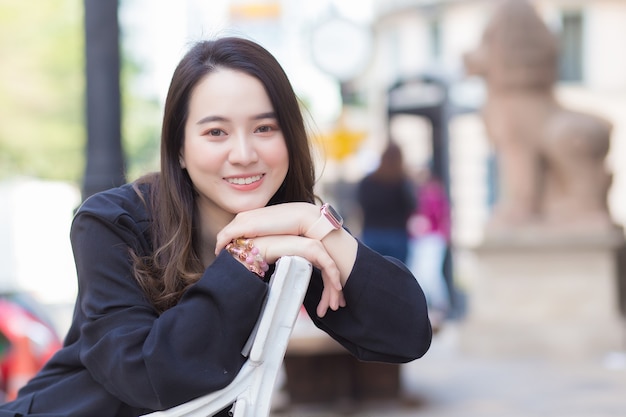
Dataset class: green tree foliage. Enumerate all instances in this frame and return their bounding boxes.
[0,0,84,181]
[120,46,161,182]
[0,0,161,183]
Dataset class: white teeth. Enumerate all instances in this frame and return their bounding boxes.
[227,174,262,185]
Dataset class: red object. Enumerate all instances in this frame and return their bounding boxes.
[0,297,62,401]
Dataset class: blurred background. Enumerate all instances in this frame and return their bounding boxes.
[1,0,625,414]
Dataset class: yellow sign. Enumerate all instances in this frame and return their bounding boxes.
[318,125,366,161]
[229,2,281,20]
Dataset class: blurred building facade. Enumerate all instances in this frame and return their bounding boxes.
[344,0,626,248]
[166,0,626,248]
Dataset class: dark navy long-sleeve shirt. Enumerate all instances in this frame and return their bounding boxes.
[0,182,431,416]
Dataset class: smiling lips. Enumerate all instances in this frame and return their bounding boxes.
[226,174,263,185]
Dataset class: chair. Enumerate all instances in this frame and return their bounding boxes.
[142,255,313,417]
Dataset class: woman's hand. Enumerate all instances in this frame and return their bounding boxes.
[214,202,318,252]
[220,235,345,317]
[216,203,349,317]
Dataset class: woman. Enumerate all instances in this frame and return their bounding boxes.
[0,37,431,416]
[357,141,416,263]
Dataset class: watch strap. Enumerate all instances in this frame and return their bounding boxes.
[305,214,337,240]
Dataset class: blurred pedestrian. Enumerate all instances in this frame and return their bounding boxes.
[407,168,452,327]
[357,141,416,263]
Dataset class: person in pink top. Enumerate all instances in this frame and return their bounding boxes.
[407,168,451,327]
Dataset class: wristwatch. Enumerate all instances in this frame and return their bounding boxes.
[305,203,344,240]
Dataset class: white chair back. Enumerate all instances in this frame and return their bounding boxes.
[142,255,312,417]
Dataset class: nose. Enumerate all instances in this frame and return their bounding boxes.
[228,132,258,165]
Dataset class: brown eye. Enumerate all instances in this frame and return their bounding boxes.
[255,124,279,134]
[209,129,223,136]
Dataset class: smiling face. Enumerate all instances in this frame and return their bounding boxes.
[181,68,289,219]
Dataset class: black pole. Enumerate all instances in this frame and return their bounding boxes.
[387,77,458,317]
[431,105,451,202]
[82,0,125,201]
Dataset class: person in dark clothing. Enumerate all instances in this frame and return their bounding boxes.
[0,37,431,417]
[357,142,416,263]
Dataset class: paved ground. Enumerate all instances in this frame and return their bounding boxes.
[271,321,626,417]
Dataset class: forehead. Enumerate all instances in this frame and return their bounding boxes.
[188,69,274,116]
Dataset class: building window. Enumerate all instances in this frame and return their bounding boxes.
[559,10,583,82]
[429,18,441,61]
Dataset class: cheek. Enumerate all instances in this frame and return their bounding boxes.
[183,141,223,173]
[265,141,289,174]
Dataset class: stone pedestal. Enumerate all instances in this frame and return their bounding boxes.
[460,230,626,359]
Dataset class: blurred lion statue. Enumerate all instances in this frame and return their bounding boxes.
[464,0,615,237]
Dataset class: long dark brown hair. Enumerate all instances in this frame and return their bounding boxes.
[132,37,316,312]
[370,141,407,182]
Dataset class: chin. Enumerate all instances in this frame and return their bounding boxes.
[229,198,272,213]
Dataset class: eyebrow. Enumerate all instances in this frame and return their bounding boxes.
[196,112,277,125]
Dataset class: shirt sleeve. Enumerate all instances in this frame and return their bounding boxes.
[70,209,268,410]
[303,241,432,363]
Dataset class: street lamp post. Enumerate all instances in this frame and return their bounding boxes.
[82,0,125,201]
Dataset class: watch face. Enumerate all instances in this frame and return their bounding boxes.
[323,204,343,228]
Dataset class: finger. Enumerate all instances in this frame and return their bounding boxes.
[223,234,346,316]
[319,258,343,292]
[316,282,346,317]
[338,292,346,307]
[261,234,342,289]
[215,229,239,255]
[323,275,341,311]
[316,289,331,318]
[214,216,251,255]
[319,268,344,311]
[214,211,265,255]
[293,239,343,315]
[215,203,316,255]
[315,252,343,292]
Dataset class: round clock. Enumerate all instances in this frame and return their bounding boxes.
[310,17,374,82]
